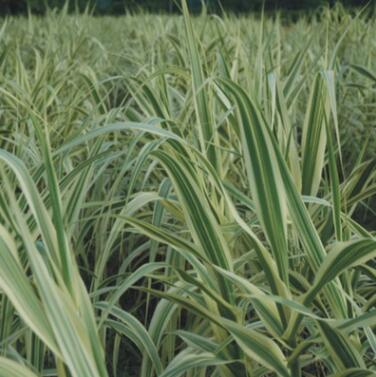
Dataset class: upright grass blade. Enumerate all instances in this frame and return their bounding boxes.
[301,74,327,197]
[269,73,301,191]
[323,70,344,241]
[181,0,218,170]
[217,80,290,285]
[34,120,76,294]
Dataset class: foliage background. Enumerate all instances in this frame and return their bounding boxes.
[0,0,374,14]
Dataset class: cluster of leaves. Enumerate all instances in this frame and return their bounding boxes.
[0,1,375,376]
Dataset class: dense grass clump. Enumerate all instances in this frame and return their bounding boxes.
[0,2,375,376]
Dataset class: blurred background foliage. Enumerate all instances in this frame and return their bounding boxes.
[0,0,373,15]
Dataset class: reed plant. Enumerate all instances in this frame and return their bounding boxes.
[0,2,375,376]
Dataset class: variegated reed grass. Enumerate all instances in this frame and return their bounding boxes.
[0,1,375,376]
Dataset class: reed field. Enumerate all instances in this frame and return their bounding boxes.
[0,1,375,376]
